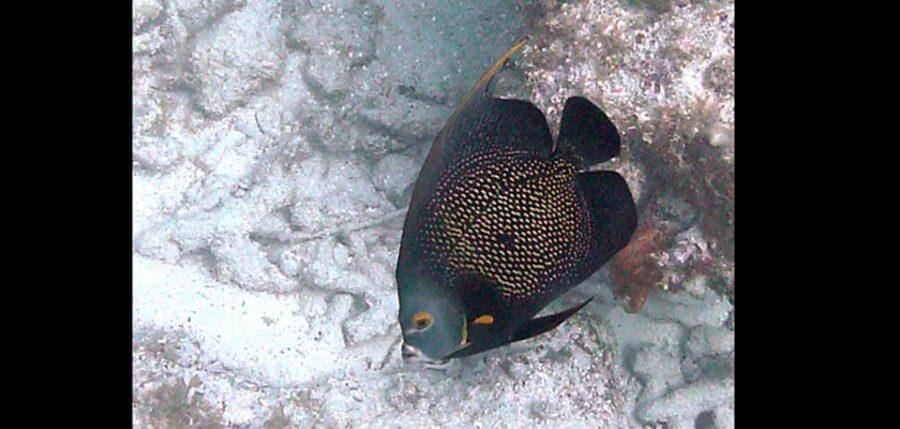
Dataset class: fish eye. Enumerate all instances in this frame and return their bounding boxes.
[412,311,433,330]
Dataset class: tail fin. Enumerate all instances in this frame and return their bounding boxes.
[556,96,621,169]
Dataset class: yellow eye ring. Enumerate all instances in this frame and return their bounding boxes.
[412,311,433,330]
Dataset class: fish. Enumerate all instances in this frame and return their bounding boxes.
[395,39,637,364]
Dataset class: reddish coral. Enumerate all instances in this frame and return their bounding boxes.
[608,225,670,313]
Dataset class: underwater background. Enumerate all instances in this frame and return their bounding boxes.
[133,0,733,427]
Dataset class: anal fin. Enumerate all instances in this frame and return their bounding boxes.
[511,298,593,343]
[575,171,637,267]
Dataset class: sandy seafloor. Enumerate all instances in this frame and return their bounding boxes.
[133,0,734,427]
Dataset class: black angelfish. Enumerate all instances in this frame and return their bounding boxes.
[395,39,637,364]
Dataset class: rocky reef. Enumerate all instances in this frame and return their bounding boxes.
[133,0,734,427]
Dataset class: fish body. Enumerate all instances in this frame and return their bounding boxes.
[396,40,637,362]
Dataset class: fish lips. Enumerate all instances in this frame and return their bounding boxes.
[400,342,454,369]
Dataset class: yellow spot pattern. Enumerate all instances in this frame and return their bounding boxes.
[418,151,592,301]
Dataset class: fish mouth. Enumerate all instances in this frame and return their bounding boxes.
[401,343,422,360]
[401,343,450,369]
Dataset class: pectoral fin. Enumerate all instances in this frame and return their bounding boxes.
[441,298,593,360]
[511,298,593,343]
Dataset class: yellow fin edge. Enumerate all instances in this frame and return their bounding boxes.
[459,38,528,110]
[433,38,529,147]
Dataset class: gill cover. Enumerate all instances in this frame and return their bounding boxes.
[398,285,466,360]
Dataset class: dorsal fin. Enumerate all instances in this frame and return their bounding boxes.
[434,38,529,146]
[426,38,547,165]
